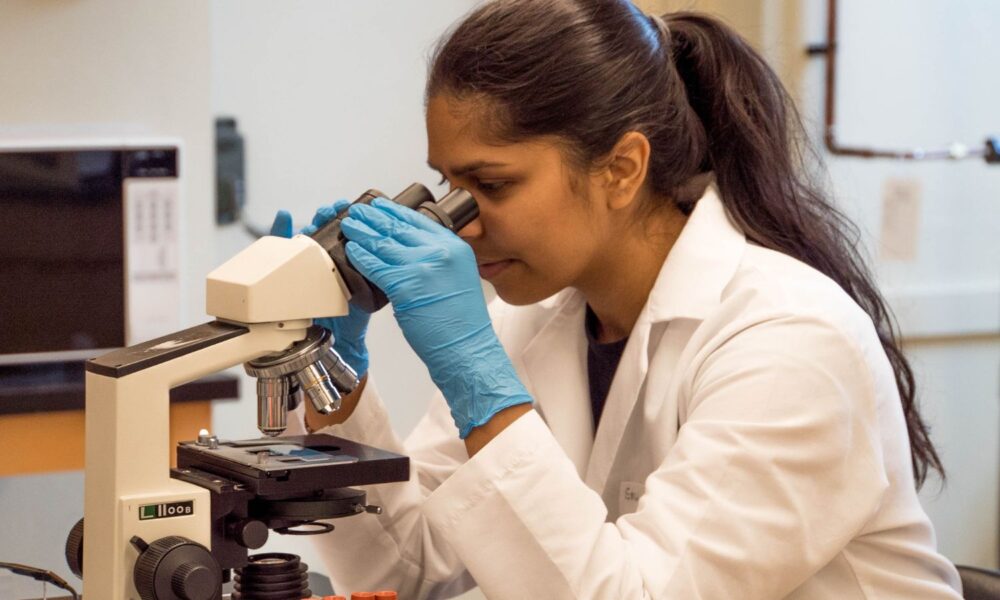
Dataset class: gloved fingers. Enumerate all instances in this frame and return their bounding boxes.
[345,302,375,320]
[312,199,351,229]
[339,215,384,244]
[371,197,446,234]
[270,210,294,238]
[342,217,432,266]
[345,240,395,289]
[348,202,436,248]
[301,199,351,236]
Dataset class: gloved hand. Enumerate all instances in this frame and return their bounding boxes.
[270,203,371,376]
[341,198,532,438]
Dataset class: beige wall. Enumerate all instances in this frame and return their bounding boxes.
[637,0,765,45]
[634,0,808,101]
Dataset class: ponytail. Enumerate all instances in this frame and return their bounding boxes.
[662,13,943,486]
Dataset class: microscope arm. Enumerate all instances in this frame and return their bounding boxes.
[82,319,311,599]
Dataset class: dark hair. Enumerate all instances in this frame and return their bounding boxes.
[428,0,943,487]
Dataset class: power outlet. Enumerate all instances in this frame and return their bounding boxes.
[879,177,922,261]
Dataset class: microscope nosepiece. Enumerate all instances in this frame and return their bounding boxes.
[245,326,359,436]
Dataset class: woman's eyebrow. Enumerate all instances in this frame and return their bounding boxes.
[427,160,510,176]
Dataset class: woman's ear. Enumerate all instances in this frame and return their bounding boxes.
[601,131,651,210]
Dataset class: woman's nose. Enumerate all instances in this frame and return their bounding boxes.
[457,215,483,240]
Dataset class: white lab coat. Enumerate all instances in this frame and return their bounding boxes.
[304,186,963,599]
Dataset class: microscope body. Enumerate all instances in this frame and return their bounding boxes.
[78,184,476,599]
[82,224,344,598]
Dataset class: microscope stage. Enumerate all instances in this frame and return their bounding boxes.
[176,433,409,497]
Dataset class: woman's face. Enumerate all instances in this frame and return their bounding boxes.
[426,94,615,305]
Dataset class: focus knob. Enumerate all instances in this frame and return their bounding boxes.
[172,563,217,599]
[132,535,221,600]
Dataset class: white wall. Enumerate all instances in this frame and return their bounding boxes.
[798,0,1000,567]
[0,0,212,586]
[210,0,478,441]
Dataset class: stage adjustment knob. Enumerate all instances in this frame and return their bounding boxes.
[132,535,221,600]
[228,518,268,549]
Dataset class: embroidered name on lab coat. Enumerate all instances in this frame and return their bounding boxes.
[619,481,645,514]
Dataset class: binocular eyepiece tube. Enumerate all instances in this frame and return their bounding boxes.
[309,182,479,313]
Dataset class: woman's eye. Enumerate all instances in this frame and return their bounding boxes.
[476,180,508,193]
[438,174,448,186]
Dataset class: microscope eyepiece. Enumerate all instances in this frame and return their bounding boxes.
[307,183,479,313]
[422,187,478,231]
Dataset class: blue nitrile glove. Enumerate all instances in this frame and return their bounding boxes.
[270,203,371,376]
[340,198,533,438]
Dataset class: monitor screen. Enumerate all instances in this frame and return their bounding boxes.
[0,150,125,359]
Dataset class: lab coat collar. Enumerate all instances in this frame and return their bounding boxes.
[642,182,746,324]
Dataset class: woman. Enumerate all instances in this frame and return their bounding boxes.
[272,1,962,597]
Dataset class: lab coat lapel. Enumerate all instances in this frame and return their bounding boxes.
[583,314,653,493]
[583,184,746,497]
[520,292,595,478]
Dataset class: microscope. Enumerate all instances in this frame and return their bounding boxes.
[63,184,477,599]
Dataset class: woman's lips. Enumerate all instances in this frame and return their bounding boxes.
[477,259,514,280]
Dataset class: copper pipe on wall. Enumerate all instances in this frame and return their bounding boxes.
[810,0,998,163]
